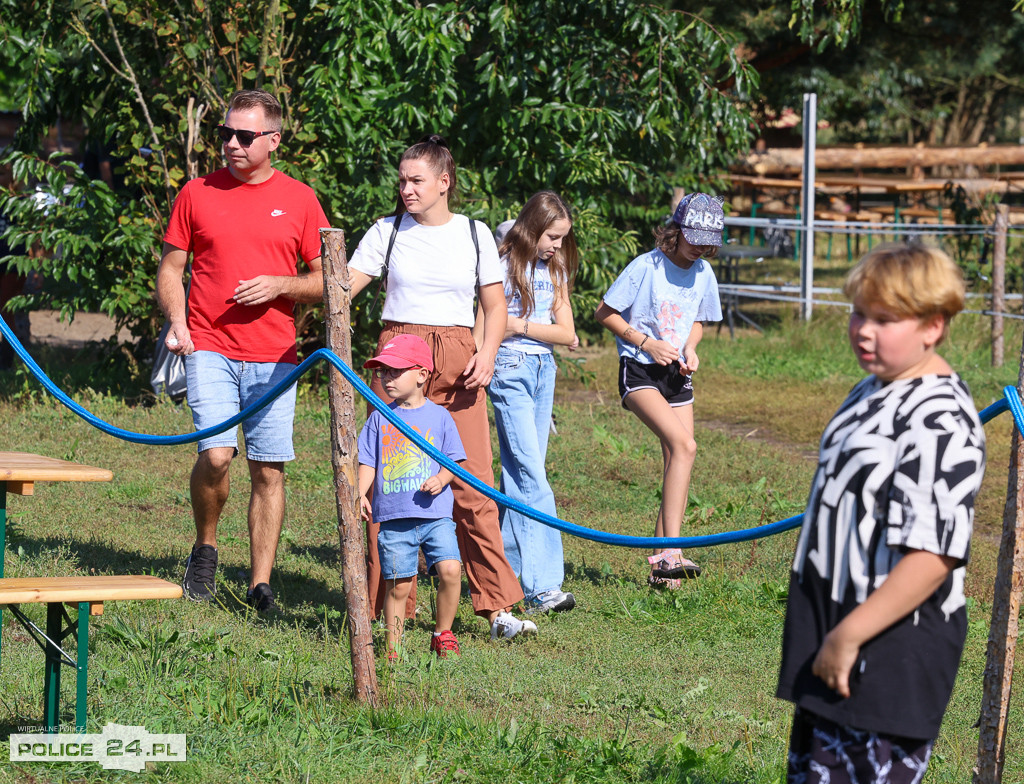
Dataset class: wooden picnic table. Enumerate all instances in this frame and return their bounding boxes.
[0,453,179,733]
[717,245,773,338]
[0,452,113,501]
[0,452,113,575]
[728,172,1011,195]
[0,575,181,733]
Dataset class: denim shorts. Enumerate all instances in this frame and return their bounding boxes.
[377,517,462,580]
[185,350,297,461]
[618,356,693,408]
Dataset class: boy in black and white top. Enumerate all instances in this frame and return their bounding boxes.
[776,244,986,783]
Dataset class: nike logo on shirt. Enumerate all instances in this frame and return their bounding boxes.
[271,209,286,217]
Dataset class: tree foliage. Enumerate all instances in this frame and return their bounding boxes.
[784,0,1024,146]
[787,0,904,49]
[690,0,1024,147]
[0,0,757,358]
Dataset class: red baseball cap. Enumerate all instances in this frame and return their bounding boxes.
[363,333,434,372]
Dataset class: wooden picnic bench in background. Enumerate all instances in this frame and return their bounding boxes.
[0,576,182,732]
[0,452,181,732]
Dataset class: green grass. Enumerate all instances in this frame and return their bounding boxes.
[1,307,1022,782]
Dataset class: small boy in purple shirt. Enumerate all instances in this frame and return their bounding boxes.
[357,334,467,660]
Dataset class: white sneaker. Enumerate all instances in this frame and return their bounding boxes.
[524,589,576,615]
[490,611,538,641]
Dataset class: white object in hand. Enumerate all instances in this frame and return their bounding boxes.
[168,336,179,346]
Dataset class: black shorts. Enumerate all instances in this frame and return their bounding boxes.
[618,356,693,409]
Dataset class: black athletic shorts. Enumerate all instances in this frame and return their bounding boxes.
[618,356,693,409]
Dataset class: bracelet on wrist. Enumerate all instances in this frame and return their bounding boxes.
[638,335,650,352]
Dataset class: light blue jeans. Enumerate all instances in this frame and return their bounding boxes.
[488,347,565,601]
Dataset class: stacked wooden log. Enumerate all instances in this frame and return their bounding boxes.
[740,143,1024,176]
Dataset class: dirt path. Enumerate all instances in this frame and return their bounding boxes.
[700,418,819,462]
[28,310,134,347]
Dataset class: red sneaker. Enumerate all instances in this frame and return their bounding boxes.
[430,630,460,658]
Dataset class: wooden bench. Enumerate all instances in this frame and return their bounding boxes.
[871,204,946,225]
[0,575,182,732]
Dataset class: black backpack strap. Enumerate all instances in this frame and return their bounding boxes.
[468,217,480,287]
[372,212,404,313]
[382,212,404,286]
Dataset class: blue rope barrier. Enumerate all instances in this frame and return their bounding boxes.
[2,316,1020,549]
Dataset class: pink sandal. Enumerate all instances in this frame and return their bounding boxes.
[647,549,701,579]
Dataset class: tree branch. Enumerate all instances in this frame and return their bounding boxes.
[97,0,173,203]
[257,0,281,88]
[68,13,128,80]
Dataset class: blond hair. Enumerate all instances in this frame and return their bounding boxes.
[499,191,578,319]
[844,244,965,344]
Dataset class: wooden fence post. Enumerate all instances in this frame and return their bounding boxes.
[990,204,1008,368]
[974,335,1024,783]
[320,227,379,706]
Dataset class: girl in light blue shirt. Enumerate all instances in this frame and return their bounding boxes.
[596,193,724,588]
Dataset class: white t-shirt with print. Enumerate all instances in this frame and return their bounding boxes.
[777,373,986,740]
[500,257,556,355]
[349,213,502,327]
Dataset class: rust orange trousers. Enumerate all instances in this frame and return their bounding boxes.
[365,323,524,619]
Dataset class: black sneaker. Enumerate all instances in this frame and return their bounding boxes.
[182,544,218,601]
[246,583,279,615]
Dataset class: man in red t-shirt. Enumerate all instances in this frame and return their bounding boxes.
[156,89,329,614]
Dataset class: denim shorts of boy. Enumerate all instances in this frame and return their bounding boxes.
[377,517,462,580]
[618,356,693,409]
[185,350,297,461]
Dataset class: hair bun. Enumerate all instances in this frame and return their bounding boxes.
[419,133,449,149]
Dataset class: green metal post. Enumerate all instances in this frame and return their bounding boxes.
[894,205,901,242]
[44,602,62,732]
[750,203,760,246]
[1,482,6,575]
[1,483,6,669]
[76,602,89,732]
[795,209,801,260]
[846,232,853,262]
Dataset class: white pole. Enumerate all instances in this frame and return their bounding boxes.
[800,93,817,321]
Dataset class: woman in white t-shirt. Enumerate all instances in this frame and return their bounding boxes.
[349,135,535,642]
[484,191,579,616]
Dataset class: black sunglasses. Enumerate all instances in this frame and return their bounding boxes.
[215,125,275,147]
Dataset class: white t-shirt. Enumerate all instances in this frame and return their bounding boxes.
[500,257,555,355]
[349,213,502,327]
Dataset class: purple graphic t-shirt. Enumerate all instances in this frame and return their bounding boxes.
[357,400,466,523]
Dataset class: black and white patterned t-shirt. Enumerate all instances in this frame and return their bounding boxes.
[776,373,986,740]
